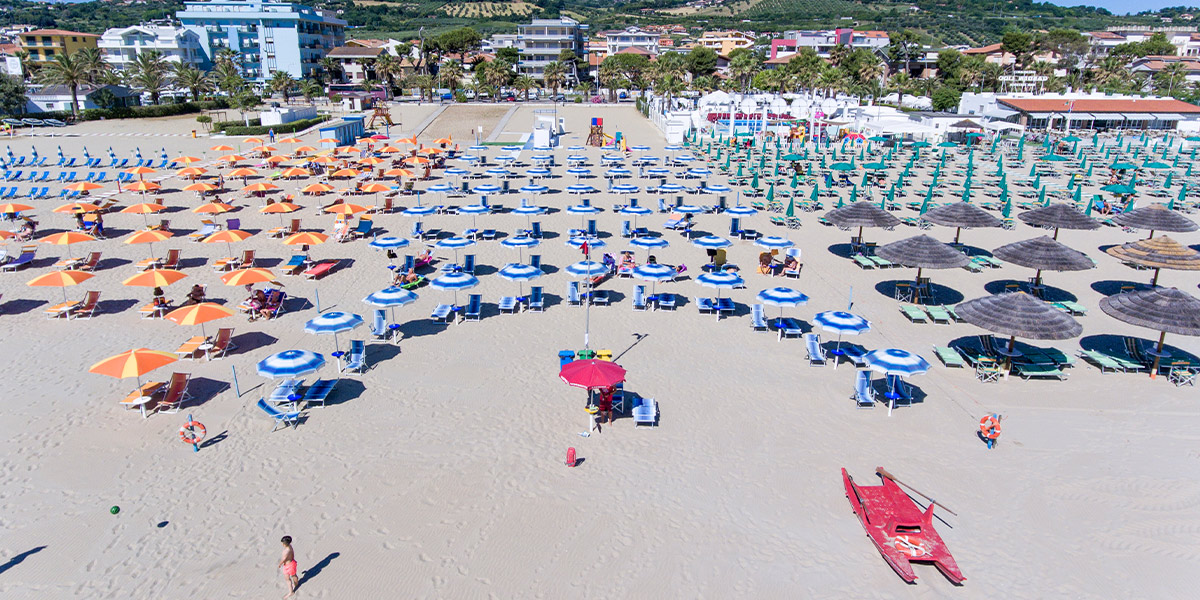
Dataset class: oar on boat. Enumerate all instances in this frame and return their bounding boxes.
[876,467,958,516]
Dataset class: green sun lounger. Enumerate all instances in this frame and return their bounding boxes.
[852,254,875,269]
[1013,362,1068,380]
[869,255,893,268]
[925,305,952,323]
[934,346,965,367]
[900,305,928,323]
[942,305,963,322]
[1052,301,1087,315]
[1079,349,1122,373]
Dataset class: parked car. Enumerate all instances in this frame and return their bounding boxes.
[440,92,453,101]
[554,94,567,102]
[503,93,517,102]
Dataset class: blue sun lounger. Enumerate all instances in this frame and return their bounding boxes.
[302,379,337,407]
[257,398,301,431]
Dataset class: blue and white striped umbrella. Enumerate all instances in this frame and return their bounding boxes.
[368,236,410,250]
[630,236,669,249]
[629,145,651,152]
[436,237,476,249]
[304,311,363,334]
[494,155,515,163]
[692,235,732,249]
[634,156,660,163]
[498,263,543,281]
[646,167,671,176]
[519,184,548,194]
[567,204,601,214]
[664,145,683,152]
[696,271,744,299]
[606,168,632,178]
[566,260,609,277]
[458,204,490,215]
[676,204,705,213]
[632,263,675,280]
[531,154,553,162]
[567,167,591,176]
[612,184,640,194]
[511,204,545,215]
[726,205,758,216]
[676,155,697,162]
[363,286,418,307]
[566,155,587,163]
[567,184,596,194]
[486,168,510,177]
[458,155,480,162]
[467,145,487,151]
[473,184,502,194]
[601,155,624,163]
[256,349,326,379]
[426,183,454,193]
[812,310,871,335]
[444,168,470,177]
[702,184,732,194]
[566,236,605,249]
[403,205,438,216]
[430,272,480,290]
[863,348,931,415]
[503,145,525,151]
[501,235,540,249]
[620,205,654,216]
[756,287,809,307]
[658,183,685,193]
[567,146,586,151]
[687,168,712,177]
[526,168,552,177]
[755,236,794,249]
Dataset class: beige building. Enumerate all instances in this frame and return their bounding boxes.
[697,31,755,56]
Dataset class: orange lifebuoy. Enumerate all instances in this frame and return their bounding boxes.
[894,535,928,557]
[979,414,1001,440]
[179,421,206,445]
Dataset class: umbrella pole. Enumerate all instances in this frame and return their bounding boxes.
[1151,330,1167,379]
[954,227,961,244]
[1151,267,1161,287]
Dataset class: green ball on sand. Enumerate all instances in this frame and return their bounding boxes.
[110,506,120,515]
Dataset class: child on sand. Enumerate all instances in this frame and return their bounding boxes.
[278,535,298,597]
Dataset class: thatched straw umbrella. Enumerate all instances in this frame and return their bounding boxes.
[824,201,901,247]
[955,291,1083,362]
[1100,287,1200,378]
[1112,204,1198,237]
[1018,203,1099,239]
[1105,235,1200,286]
[875,235,969,297]
[920,202,1001,244]
[992,235,1094,289]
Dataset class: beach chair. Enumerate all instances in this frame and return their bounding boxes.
[257,398,301,431]
[775,317,803,341]
[885,375,913,407]
[632,396,658,426]
[268,218,300,238]
[206,327,235,359]
[975,357,1003,383]
[934,346,965,368]
[72,251,102,272]
[187,221,218,242]
[530,221,543,238]
[567,281,582,306]
[62,172,77,183]
[899,305,928,323]
[527,286,544,312]
[95,172,109,183]
[343,340,367,373]
[1078,349,1122,373]
[303,379,337,407]
[0,246,35,271]
[303,260,337,280]
[154,372,192,414]
[530,254,542,272]
[633,285,648,311]
[805,333,826,366]
[44,296,81,319]
[852,254,875,269]
[782,248,802,278]
[158,248,180,270]
[657,292,676,310]
[462,254,476,274]
[281,254,307,276]
[696,297,715,314]
[350,219,373,240]
[174,335,207,360]
[1013,362,1068,380]
[498,296,518,314]
[621,220,632,238]
[69,291,100,319]
[464,294,483,320]
[852,369,876,408]
[431,303,454,323]
[1052,301,1088,316]
[925,305,952,324]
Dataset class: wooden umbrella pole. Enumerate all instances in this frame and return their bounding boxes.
[1150,330,1166,379]
[876,467,958,516]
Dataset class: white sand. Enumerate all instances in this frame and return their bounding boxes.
[0,104,1196,598]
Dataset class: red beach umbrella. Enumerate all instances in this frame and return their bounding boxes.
[558,359,626,389]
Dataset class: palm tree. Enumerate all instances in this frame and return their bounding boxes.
[728,52,760,92]
[652,51,686,82]
[213,62,244,96]
[598,61,621,102]
[815,66,847,95]
[542,60,566,99]
[318,56,341,84]
[38,52,89,117]
[356,58,375,83]
[512,74,536,100]
[856,58,884,89]
[1156,61,1190,97]
[75,47,109,85]
[439,59,464,93]
[300,78,323,104]
[128,50,172,104]
[374,53,398,98]
[173,64,212,101]
[269,70,296,103]
[828,44,850,68]
[14,50,34,82]
[691,75,716,93]
[484,62,512,101]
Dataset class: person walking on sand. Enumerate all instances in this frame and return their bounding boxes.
[278,535,299,597]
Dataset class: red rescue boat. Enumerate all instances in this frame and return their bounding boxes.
[842,467,965,585]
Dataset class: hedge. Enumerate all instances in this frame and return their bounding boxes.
[215,118,262,130]
[2,98,230,122]
[222,115,330,136]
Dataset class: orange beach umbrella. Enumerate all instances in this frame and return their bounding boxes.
[221,267,276,286]
[123,269,187,288]
[53,202,99,213]
[165,302,234,337]
[28,269,94,302]
[89,348,178,384]
[40,231,95,258]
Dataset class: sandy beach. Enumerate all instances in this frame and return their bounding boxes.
[0,102,1196,599]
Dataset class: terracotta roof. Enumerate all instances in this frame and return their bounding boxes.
[764,55,794,65]
[1134,59,1200,72]
[999,97,1200,114]
[0,43,18,55]
[346,39,390,48]
[589,54,604,67]
[858,30,889,38]
[963,43,1003,55]
[1087,31,1125,40]
[616,46,653,56]
[23,29,98,37]
[327,46,384,58]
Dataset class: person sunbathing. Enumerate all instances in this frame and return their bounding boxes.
[782,254,799,272]
[181,284,206,306]
[393,267,420,285]
[14,218,37,241]
[414,249,434,268]
[332,219,351,242]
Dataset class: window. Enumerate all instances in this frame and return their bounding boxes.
[72,37,77,42]
[46,50,55,57]
[42,36,51,44]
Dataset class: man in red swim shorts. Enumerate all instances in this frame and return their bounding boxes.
[278,535,299,598]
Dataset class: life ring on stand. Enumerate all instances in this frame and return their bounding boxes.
[894,535,929,557]
[979,414,1002,440]
[179,421,206,445]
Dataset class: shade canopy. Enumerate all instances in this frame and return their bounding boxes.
[559,359,626,390]
[874,234,970,269]
[823,202,902,229]
[1018,203,1100,231]
[920,202,1001,229]
[1099,287,1200,336]
[1112,204,1199,234]
[955,292,1082,340]
[1105,236,1200,271]
[992,236,1095,272]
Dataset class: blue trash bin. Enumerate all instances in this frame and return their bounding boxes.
[558,350,575,367]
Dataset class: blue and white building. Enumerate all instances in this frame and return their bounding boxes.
[177,0,346,82]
